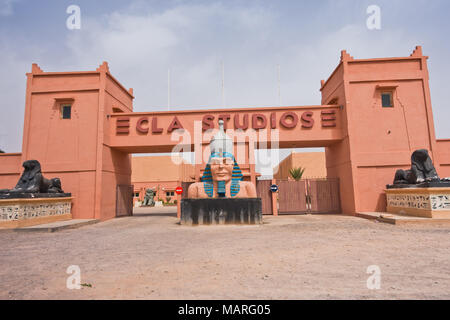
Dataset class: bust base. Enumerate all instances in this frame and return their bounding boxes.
[0,197,73,228]
[181,198,262,225]
[385,187,450,218]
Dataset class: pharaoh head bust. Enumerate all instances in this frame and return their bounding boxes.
[187,120,257,198]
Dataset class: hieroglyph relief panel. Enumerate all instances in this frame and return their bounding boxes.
[0,202,71,221]
[387,193,450,211]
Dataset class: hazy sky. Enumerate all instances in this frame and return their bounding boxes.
[1,0,449,174]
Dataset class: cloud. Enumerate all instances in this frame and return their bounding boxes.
[0,0,18,16]
[64,2,279,110]
[0,20,52,152]
[1,0,449,155]
[64,2,423,112]
[0,49,28,152]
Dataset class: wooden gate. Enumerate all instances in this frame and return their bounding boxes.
[276,180,308,214]
[116,184,133,217]
[256,179,272,215]
[276,179,341,214]
[308,179,341,214]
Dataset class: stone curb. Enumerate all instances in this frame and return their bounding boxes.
[0,219,99,233]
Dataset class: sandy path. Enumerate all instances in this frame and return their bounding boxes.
[1,207,449,299]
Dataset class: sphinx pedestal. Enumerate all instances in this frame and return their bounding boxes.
[0,196,73,228]
[386,188,450,218]
[180,198,262,225]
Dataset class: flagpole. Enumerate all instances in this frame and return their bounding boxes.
[221,61,225,108]
[277,64,281,106]
[168,68,171,111]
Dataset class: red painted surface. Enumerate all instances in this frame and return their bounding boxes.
[0,153,22,189]
[110,105,342,153]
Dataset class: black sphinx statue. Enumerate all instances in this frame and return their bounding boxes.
[387,149,450,189]
[0,160,71,199]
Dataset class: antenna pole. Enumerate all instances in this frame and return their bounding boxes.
[221,61,225,108]
[168,68,171,111]
[277,64,281,106]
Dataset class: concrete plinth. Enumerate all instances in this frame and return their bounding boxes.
[180,198,262,225]
[0,197,73,229]
[386,188,450,218]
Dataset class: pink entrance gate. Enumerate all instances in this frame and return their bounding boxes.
[276,179,341,214]
[256,179,273,215]
[4,47,445,221]
[308,179,341,214]
[276,180,309,214]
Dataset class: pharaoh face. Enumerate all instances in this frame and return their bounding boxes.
[210,157,234,182]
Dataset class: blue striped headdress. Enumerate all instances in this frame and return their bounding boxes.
[201,151,243,197]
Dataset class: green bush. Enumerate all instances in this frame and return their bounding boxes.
[289,167,305,181]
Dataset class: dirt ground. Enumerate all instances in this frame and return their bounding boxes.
[1,206,449,300]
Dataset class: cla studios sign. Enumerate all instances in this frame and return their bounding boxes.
[115,110,337,135]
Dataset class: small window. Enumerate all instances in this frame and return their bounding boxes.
[61,104,72,119]
[381,92,393,108]
[328,98,338,105]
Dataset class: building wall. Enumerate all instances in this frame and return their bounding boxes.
[134,180,179,203]
[131,155,195,203]
[273,152,326,179]
[0,153,22,189]
[320,54,356,214]
[131,156,194,183]
[320,46,446,214]
[19,62,133,220]
[436,139,450,177]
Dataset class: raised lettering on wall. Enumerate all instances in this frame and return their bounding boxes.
[116,117,130,134]
[167,116,184,133]
[234,114,249,130]
[115,109,340,135]
[252,114,267,130]
[301,111,314,128]
[321,110,337,127]
[136,117,149,134]
[152,117,163,134]
[218,114,231,130]
[202,115,214,131]
[280,112,298,128]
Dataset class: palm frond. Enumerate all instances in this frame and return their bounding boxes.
[289,167,305,181]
